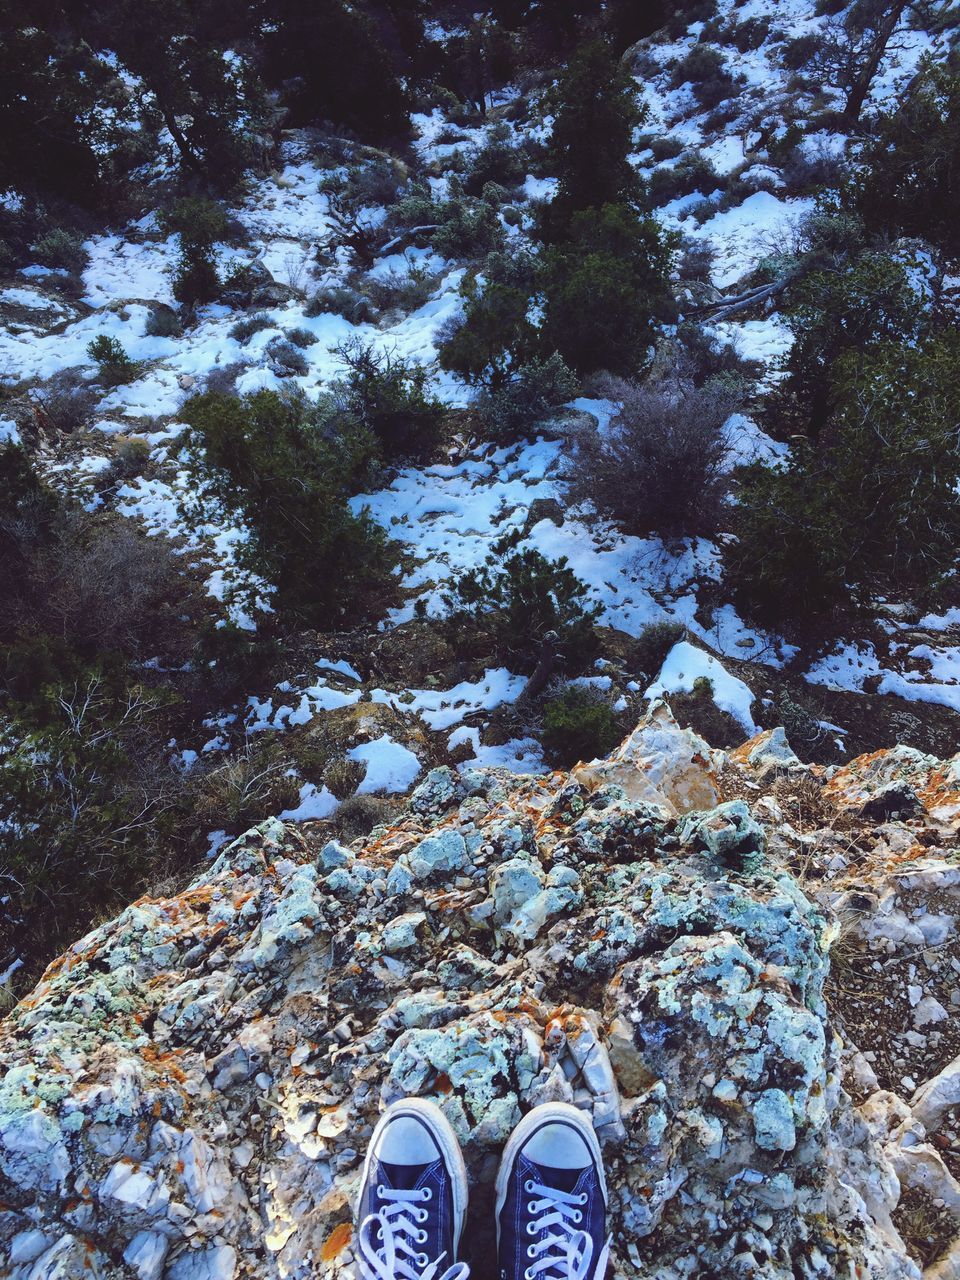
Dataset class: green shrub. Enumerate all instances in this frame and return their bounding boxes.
[333,339,445,462]
[851,63,960,263]
[0,669,185,980]
[265,336,309,376]
[439,264,538,388]
[728,332,960,625]
[160,198,227,307]
[87,335,140,386]
[475,353,578,442]
[229,312,275,343]
[380,178,506,264]
[664,0,719,38]
[160,197,230,247]
[181,389,395,627]
[305,286,376,324]
[172,252,220,307]
[462,134,527,197]
[633,620,685,681]
[431,197,504,260]
[0,445,206,979]
[538,203,677,376]
[33,227,89,273]
[442,530,600,673]
[770,245,926,439]
[358,265,437,315]
[648,153,721,207]
[728,16,770,52]
[105,436,151,486]
[672,43,742,108]
[285,326,318,348]
[542,685,620,767]
[543,39,643,226]
[648,136,685,162]
[195,619,281,700]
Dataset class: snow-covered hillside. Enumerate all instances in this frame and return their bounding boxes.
[2,0,959,991]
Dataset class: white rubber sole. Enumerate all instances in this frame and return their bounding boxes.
[494,1102,608,1244]
[359,1097,470,1255]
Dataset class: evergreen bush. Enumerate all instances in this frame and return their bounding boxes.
[87,335,140,386]
[442,530,600,673]
[181,389,396,627]
[542,684,620,766]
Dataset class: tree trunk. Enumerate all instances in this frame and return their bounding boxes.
[843,0,911,124]
[157,98,202,174]
[520,632,559,703]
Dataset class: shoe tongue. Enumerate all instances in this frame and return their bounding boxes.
[529,1162,585,1196]
[379,1158,439,1192]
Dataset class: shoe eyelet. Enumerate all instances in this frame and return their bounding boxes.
[417,1208,428,1224]
[524,1179,536,1193]
[527,1201,536,1214]
[527,1222,537,1236]
[420,1187,432,1202]
[572,1210,582,1224]
[578,1192,588,1205]
[527,1244,539,1259]
[417,1254,429,1267]
[417,1230,428,1244]
[376,1186,385,1199]
[524,1271,533,1280]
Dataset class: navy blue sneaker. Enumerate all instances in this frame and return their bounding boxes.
[495,1104,609,1280]
[356,1098,470,1280]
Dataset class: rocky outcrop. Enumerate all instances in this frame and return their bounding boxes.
[2,705,960,1280]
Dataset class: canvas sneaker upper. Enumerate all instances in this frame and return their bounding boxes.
[495,1104,609,1280]
[356,1098,470,1280]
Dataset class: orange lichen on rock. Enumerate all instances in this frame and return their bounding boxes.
[320,1222,353,1261]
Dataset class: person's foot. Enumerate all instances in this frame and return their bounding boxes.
[355,1097,470,1280]
[495,1103,609,1280]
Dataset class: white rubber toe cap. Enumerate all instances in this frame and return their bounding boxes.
[523,1122,593,1170]
[374,1112,443,1166]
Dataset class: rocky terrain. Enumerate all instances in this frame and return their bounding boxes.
[2,704,959,1280]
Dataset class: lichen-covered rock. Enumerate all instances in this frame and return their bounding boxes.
[730,726,802,776]
[825,744,960,827]
[677,798,766,871]
[5,705,958,1280]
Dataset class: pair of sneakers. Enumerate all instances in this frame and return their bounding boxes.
[354,1099,608,1280]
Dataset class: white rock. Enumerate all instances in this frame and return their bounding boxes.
[165,1244,237,1280]
[913,996,949,1028]
[124,1231,169,1280]
[99,1159,170,1216]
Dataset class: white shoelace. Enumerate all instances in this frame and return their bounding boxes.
[521,1180,609,1280]
[357,1185,470,1280]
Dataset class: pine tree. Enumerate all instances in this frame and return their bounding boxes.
[259,0,411,143]
[851,61,960,262]
[543,38,643,229]
[76,0,260,190]
[0,3,122,206]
